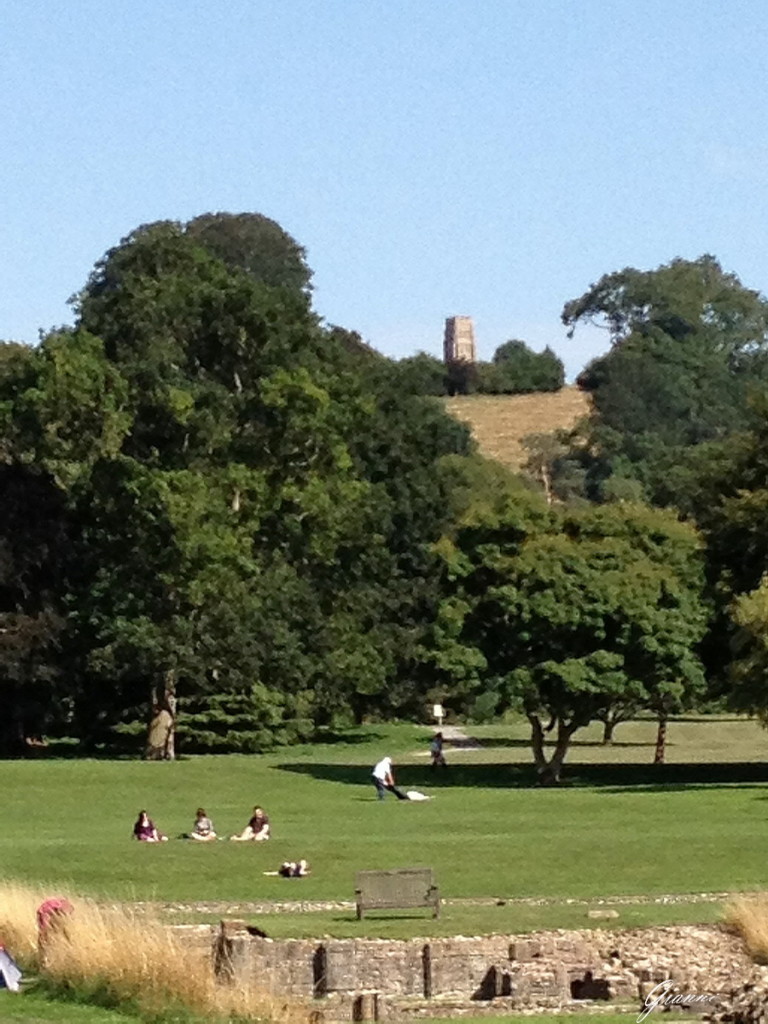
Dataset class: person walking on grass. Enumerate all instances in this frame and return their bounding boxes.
[430,731,447,767]
[371,756,408,801]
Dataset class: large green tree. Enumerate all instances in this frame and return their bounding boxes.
[62,215,471,755]
[431,495,708,783]
[560,256,768,506]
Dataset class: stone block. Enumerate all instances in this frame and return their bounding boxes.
[605,974,637,1000]
[325,942,359,992]
[551,938,596,964]
[522,963,569,1001]
[508,939,541,962]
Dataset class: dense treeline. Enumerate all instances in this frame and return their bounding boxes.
[1,220,767,780]
[530,255,768,728]
[393,341,565,397]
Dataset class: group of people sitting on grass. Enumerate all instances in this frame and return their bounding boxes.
[131,806,309,878]
[132,805,270,843]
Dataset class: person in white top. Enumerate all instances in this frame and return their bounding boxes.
[371,756,408,801]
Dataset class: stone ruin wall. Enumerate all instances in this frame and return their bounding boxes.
[198,920,759,1020]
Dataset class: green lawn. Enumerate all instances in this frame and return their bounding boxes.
[0,990,130,1023]
[3,716,768,927]
[201,895,725,940]
[0,997,687,1024]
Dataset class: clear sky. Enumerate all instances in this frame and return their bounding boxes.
[2,1,767,378]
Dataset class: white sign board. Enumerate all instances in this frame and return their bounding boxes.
[433,704,444,720]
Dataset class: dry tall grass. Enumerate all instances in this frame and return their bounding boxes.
[724,895,768,963]
[0,881,303,1023]
[444,388,591,469]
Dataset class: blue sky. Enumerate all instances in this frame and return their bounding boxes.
[2,1,767,378]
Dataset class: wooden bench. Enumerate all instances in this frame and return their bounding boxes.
[355,867,440,920]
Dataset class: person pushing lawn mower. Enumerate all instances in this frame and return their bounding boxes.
[371,756,409,801]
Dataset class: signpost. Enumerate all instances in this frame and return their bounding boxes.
[432,703,444,727]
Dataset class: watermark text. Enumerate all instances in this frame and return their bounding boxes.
[638,978,717,1022]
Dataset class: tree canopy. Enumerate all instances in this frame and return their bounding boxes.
[551,256,768,507]
[428,490,708,782]
[0,213,473,757]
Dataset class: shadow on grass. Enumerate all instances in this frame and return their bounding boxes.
[0,739,140,761]
[277,760,768,791]
[331,912,435,923]
[472,737,655,749]
[312,727,385,746]
[2,727,385,762]
[666,716,747,724]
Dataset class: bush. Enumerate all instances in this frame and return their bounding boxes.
[489,341,565,393]
[177,687,315,754]
[724,895,768,963]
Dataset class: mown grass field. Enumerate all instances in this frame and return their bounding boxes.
[3,716,768,938]
[443,387,590,469]
[0,990,130,1023]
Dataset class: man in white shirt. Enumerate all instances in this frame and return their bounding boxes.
[371,756,408,801]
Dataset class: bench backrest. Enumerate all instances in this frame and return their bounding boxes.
[355,868,435,906]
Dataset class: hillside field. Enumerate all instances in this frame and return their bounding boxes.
[444,387,590,469]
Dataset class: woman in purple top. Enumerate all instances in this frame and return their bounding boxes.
[132,810,168,842]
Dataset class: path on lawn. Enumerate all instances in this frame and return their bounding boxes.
[441,725,482,750]
[413,724,482,755]
[132,889,752,916]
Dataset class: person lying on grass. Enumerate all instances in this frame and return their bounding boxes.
[133,810,168,842]
[263,859,311,877]
[230,805,270,841]
[186,807,217,842]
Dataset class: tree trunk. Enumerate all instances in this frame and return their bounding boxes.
[528,713,574,786]
[541,461,553,506]
[145,670,177,761]
[654,713,667,765]
[602,717,616,745]
[527,713,548,776]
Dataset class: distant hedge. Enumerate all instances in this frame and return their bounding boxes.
[394,341,565,396]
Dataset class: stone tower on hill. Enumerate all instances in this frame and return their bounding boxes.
[443,316,477,363]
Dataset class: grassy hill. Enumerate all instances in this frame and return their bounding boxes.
[444,387,590,470]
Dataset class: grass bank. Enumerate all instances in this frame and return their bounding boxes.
[178,897,725,941]
[0,989,132,1023]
